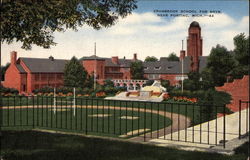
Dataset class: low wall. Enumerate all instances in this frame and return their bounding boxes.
[216,75,249,112]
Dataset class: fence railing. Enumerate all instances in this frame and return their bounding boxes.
[0,96,237,148]
[239,100,250,139]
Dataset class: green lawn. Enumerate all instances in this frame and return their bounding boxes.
[1,106,171,138]
[2,96,227,127]
[0,130,247,160]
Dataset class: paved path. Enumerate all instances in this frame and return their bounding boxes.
[150,108,249,149]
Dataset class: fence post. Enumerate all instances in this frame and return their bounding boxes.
[239,100,241,139]
[73,88,76,117]
[53,88,56,114]
[223,104,226,148]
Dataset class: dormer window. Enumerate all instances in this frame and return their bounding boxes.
[144,67,148,70]
[154,67,161,70]
[167,66,172,70]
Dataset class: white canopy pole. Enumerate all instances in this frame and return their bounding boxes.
[53,88,56,114]
[73,87,76,116]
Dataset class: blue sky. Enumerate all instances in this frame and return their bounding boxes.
[1,0,249,65]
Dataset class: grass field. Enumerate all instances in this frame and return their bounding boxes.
[0,130,247,160]
[2,96,227,126]
[1,106,172,138]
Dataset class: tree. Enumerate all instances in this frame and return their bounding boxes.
[167,52,179,61]
[104,79,114,87]
[144,56,158,62]
[130,61,144,79]
[1,0,137,49]
[84,74,94,89]
[161,79,171,90]
[231,33,249,79]
[183,71,201,91]
[64,56,87,88]
[233,33,249,66]
[201,44,235,87]
[0,63,10,81]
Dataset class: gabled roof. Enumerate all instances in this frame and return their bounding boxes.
[16,64,26,73]
[199,56,208,73]
[143,56,192,74]
[20,57,68,73]
[80,55,106,60]
[104,58,134,67]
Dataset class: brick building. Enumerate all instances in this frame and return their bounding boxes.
[3,52,66,93]
[3,21,207,93]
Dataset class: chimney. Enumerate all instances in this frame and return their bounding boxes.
[111,56,119,64]
[133,53,137,61]
[49,56,54,61]
[11,51,17,65]
[180,50,186,60]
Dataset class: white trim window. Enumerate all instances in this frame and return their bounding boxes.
[175,75,188,80]
[154,67,161,70]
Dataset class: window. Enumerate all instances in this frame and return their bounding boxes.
[154,67,161,70]
[41,74,47,81]
[34,84,39,90]
[22,85,26,91]
[48,74,55,81]
[148,74,159,79]
[175,75,188,80]
[57,74,63,80]
[144,67,148,70]
[34,74,40,81]
[166,66,172,70]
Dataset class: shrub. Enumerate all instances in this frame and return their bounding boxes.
[0,86,19,95]
[145,80,154,86]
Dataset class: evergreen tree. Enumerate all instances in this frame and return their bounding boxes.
[130,61,144,79]
[201,44,235,87]
[167,53,179,61]
[145,56,158,62]
[231,33,249,79]
[64,56,87,88]
[183,71,201,91]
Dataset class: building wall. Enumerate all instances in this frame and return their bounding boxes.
[216,75,249,112]
[31,73,64,91]
[82,60,105,79]
[3,64,22,92]
[121,67,131,79]
[187,26,202,72]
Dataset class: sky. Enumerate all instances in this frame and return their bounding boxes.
[1,0,249,65]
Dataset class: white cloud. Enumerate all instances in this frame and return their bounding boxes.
[1,11,249,65]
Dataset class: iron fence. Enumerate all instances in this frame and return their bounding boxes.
[0,96,242,148]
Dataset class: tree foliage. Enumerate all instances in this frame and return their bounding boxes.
[1,0,137,49]
[201,44,235,87]
[144,56,158,62]
[231,33,249,79]
[233,33,249,66]
[183,71,201,91]
[64,56,87,88]
[167,53,179,61]
[0,63,10,81]
[130,61,144,79]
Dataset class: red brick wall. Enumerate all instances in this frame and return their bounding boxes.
[216,75,249,112]
[144,74,182,86]
[160,74,182,85]
[121,68,131,79]
[82,60,105,79]
[187,26,202,71]
[3,64,22,92]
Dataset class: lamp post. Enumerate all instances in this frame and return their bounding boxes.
[181,40,184,93]
[94,42,96,91]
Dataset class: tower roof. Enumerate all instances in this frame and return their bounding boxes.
[189,21,200,28]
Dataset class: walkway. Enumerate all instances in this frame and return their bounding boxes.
[149,108,249,149]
